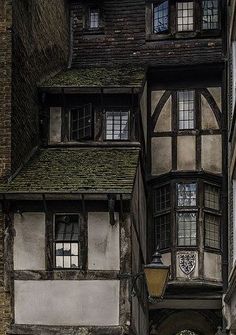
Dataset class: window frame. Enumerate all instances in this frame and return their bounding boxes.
[176,0,196,33]
[201,0,220,32]
[177,90,196,131]
[82,5,104,35]
[152,0,170,35]
[104,107,131,141]
[53,213,86,270]
[69,104,94,142]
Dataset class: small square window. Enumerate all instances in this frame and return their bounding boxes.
[54,214,82,269]
[89,8,100,29]
[177,212,197,246]
[105,108,129,140]
[177,2,194,32]
[177,183,197,207]
[204,213,220,249]
[177,90,195,130]
[202,0,219,30]
[153,1,169,33]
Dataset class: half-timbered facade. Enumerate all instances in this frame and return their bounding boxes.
[0,1,228,335]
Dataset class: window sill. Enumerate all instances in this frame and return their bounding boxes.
[146,30,221,42]
[82,27,105,36]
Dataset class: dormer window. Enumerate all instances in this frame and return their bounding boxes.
[202,0,219,30]
[70,104,93,141]
[153,1,169,33]
[89,7,100,29]
[177,1,194,32]
[105,108,130,141]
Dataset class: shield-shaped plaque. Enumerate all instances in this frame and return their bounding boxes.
[178,253,196,275]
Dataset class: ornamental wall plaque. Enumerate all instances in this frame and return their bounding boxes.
[178,252,196,275]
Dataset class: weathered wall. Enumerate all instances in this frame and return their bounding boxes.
[0,2,12,333]
[71,0,224,67]
[12,0,69,173]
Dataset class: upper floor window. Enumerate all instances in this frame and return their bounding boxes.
[177,2,194,32]
[70,104,93,141]
[177,90,195,130]
[153,1,169,33]
[89,7,100,29]
[105,108,130,140]
[202,0,219,30]
[54,214,84,269]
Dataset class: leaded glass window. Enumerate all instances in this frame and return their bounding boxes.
[154,184,170,213]
[55,214,81,269]
[202,0,219,30]
[70,104,92,141]
[177,90,195,129]
[153,1,169,33]
[89,8,100,29]
[105,108,129,140]
[204,213,220,249]
[177,2,194,31]
[154,214,171,249]
[204,184,220,210]
[177,183,197,207]
[177,212,197,246]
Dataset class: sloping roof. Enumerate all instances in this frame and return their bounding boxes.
[40,66,145,88]
[0,148,139,194]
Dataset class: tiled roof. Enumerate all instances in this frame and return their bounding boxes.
[40,66,145,88]
[0,148,139,194]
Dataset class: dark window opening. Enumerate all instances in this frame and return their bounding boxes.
[177,90,195,129]
[54,214,82,269]
[154,214,171,249]
[89,8,100,29]
[204,213,220,249]
[70,104,92,141]
[153,1,169,33]
[202,0,219,30]
[204,184,220,210]
[105,108,129,140]
[177,2,194,31]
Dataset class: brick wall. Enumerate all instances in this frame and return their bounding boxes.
[12,0,69,173]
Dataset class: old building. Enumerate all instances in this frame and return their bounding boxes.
[0,0,228,335]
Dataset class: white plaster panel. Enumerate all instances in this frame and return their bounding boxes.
[201,96,219,129]
[177,136,196,171]
[50,107,62,143]
[176,251,199,279]
[151,90,165,115]
[14,280,120,326]
[88,212,120,270]
[140,82,147,148]
[14,213,45,270]
[201,135,222,173]
[152,137,172,175]
[204,252,222,281]
[154,97,172,132]
[207,87,222,111]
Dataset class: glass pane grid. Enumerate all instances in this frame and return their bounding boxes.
[205,214,220,249]
[90,8,99,28]
[204,184,220,210]
[177,212,197,246]
[153,1,168,33]
[177,2,194,31]
[154,214,171,249]
[154,185,170,213]
[202,0,218,30]
[106,109,129,140]
[55,214,81,269]
[177,183,197,207]
[71,106,92,141]
[178,90,195,129]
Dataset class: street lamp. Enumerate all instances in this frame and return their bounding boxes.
[144,247,170,298]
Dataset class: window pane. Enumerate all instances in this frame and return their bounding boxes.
[154,214,171,249]
[90,8,99,28]
[105,109,129,140]
[178,90,195,129]
[177,2,194,31]
[202,0,219,30]
[205,214,220,249]
[177,183,197,207]
[153,1,168,33]
[154,185,171,213]
[177,212,197,246]
[204,184,220,210]
[71,105,92,141]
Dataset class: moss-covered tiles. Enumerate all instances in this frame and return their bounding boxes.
[0,148,139,194]
[41,66,145,88]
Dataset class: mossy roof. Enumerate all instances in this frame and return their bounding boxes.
[41,66,145,88]
[0,148,139,194]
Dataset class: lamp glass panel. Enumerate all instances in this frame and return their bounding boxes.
[144,267,169,297]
